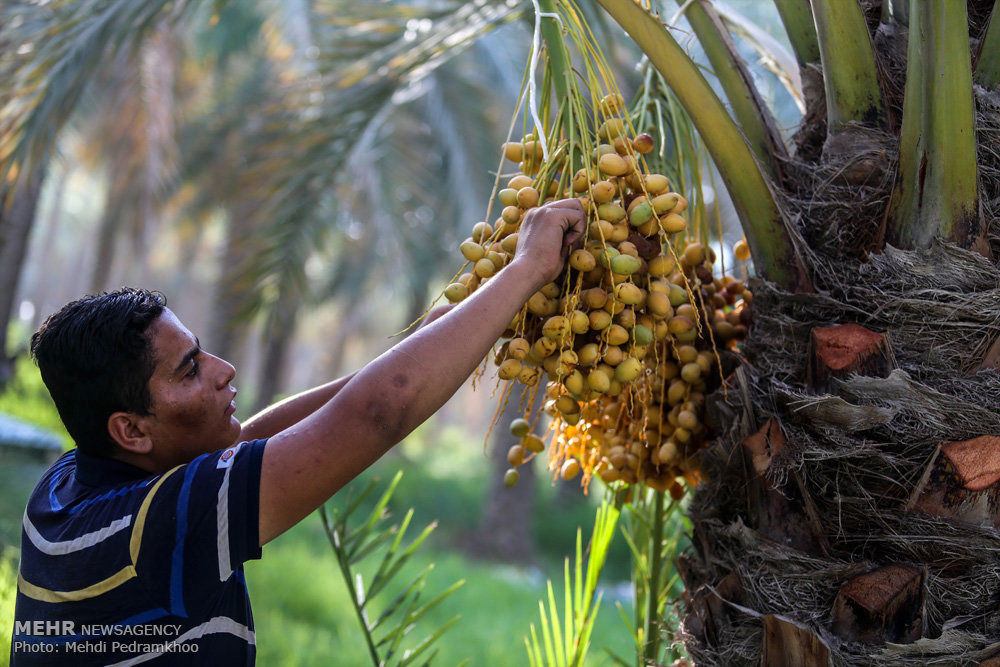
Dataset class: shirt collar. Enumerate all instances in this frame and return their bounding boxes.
[74,449,152,487]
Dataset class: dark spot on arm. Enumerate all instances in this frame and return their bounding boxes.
[363,396,405,439]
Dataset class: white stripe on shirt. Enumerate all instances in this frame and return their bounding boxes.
[23,511,132,556]
[217,464,233,581]
[106,615,256,666]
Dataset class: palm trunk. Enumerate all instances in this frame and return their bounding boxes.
[674,7,1000,665]
[0,165,46,386]
[323,298,371,379]
[207,201,260,363]
[24,167,70,332]
[403,280,430,335]
[89,191,124,293]
[252,290,300,414]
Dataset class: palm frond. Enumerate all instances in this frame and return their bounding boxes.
[772,0,820,67]
[974,1,1000,88]
[82,28,182,290]
[228,0,523,321]
[524,501,619,667]
[320,471,465,667]
[373,43,527,297]
[0,0,205,183]
[671,0,787,179]
[810,0,886,132]
[294,29,528,334]
[888,0,981,251]
[714,1,803,113]
[595,0,808,289]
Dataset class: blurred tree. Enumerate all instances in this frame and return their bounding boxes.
[184,0,526,404]
[0,0,632,568]
[86,30,179,293]
[251,284,299,414]
[0,0,209,354]
[24,166,72,332]
[0,165,45,386]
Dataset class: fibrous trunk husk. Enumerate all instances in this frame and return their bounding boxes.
[680,77,1000,666]
[683,236,1000,664]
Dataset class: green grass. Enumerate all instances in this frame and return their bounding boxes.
[245,455,639,665]
[1,555,15,667]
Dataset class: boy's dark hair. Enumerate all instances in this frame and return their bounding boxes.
[30,288,166,458]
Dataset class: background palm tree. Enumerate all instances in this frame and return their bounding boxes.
[0,164,45,386]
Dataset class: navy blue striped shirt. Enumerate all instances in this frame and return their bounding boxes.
[11,439,267,665]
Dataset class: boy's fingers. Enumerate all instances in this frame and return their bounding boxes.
[563,209,586,246]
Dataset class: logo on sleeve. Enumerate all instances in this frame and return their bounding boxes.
[217,442,245,469]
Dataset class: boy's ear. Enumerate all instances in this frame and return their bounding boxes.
[107,412,152,455]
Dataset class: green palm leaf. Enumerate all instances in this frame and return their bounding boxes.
[320,470,465,667]
[524,501,620,667]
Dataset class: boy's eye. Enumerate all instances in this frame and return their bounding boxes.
[186,362,199,378]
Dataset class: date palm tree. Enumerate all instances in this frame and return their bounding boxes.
[566,0,1000,664]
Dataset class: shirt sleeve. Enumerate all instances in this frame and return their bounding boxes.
[136,439,267,617]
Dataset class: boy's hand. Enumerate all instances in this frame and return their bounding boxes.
[511,198,587,288]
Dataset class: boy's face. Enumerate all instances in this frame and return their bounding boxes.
[136,308,241,468]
